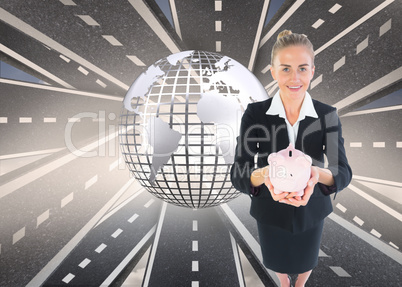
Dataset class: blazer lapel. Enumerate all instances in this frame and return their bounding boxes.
[265,115,289,152]
[295,117,321,152]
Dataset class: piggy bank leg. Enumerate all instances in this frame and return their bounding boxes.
[273,188,283,195]
[295,190,304,197]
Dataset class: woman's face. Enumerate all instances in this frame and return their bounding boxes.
[270,45,315,103]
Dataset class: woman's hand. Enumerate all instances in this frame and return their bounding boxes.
[279,166,320,207]
[264,168,290,201]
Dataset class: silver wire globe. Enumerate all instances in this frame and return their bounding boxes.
[119,50,268,208]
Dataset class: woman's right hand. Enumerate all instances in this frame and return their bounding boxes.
[264,166,290,201]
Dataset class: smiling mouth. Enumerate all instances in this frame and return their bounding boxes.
[288,85,302,89]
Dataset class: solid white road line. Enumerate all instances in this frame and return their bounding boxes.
[0,8,129,90]
[341,104,402,117]
[127,0,180,54]
[334,66,402,111]
[348,184,402,222]
[352,175,402,187]
[248,0,269,71]
[142,202,168,287]
[0,78,122,101]
[0,148,65,160]
[220,203,280,287]
[259,0,305,48]
[0,127,123,201]
[230,233,245,287]
[0,43,74,89]
[100,226,156,286]
[315,0,395,55]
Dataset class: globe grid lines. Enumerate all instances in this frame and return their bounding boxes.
[120,50,262,208]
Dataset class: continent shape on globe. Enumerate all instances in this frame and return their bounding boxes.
[120,50,268,208]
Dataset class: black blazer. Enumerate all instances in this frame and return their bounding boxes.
[230,98,352,233]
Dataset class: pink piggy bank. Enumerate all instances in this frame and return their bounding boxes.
[268,144,312,196]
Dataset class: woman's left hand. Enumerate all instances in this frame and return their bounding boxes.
[279,166,320,207]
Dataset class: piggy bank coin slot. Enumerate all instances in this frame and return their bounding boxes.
[289,150,292,157]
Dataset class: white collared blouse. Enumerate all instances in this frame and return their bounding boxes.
[266,91,318,146]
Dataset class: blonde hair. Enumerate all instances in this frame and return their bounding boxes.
[271,30,315,66]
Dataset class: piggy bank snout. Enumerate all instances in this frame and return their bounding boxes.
[268,144,312,194]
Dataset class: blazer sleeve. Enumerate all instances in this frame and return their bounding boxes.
[230,103,260,196]
[318,108,352,196]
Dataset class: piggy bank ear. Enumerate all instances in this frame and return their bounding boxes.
[296,154,312,167]
[268,153,284,165]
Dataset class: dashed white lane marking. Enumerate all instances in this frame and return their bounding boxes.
[319,249,330,257]
[216,41,222,52]
[193,220,198,231]
[215,0,222,11]
[102,35,123,46]
[0,117,7,123]
[389,242,399,249]
[37,210,50,228]
[76,15,100,26]
[128,213,139,223]
[379,19,392,37]
[59,54,70,63]
[96,79,107,88]
[329,3,342,14]
[336,203,347,213]
[370,229,382,238]
[78,66,89,75]
[111,228,123,238]
[192,261,199,272]
[356,36,369,54]
[101,226,156,286]
[373,142,385,148]
[43,117,56,123]
[310,74,322,89]
[85,175,98,190]
[61,192,74,208]
[126,55,146,66]
[95,243,107,253]
[192,241,198,252]
[13,227,25,245]
[68,117,81,122]
[330,266,351,277]
[78,258,91,269]
[215,20,222,32]
[62,273,75,284]
[191,282,199,287]
[353,216,364,226]
[312,18,325,29]
[333,56,345,72]
[329,212,402,265]
[397,142,402,148]
[19,117,32,123]
[144,199,155,208]
[350,142,362,147]
[59,0,76,5]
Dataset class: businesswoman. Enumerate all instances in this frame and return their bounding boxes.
[230,30,352,287]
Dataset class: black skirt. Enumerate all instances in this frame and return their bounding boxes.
[257,219,324,274]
